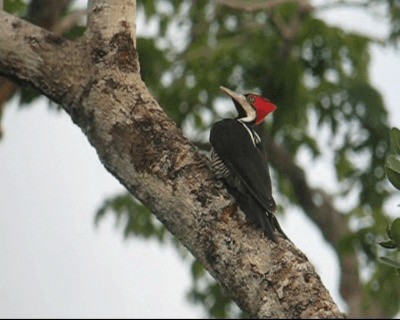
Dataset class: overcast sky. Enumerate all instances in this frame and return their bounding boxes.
[1,2,400,319]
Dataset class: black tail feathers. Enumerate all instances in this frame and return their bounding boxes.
[228,186,289,242]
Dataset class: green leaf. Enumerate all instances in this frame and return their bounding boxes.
[378,240,398,249]
[386,166,400,190]
[18,87,41,106]
[387,154,400,173]
[63,25,86,40]
[190,260,205,280]
[380,256,400,269]
[95,193,167,242]
[390,218,400,247]
[390,127,400,155]
[386,155,400,190]
[4,0,27,16]
[387,223,393,239]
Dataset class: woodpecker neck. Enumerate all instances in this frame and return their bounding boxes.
[237,112,256,124]
[237,119,261,146]
[233,100,257,124]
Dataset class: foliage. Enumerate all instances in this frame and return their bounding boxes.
[99,1,400,317]
[4,0,27,16]
[95,193,246,318]
[3,0,85,108]
[132,1,399,316]
[96,194,168,242]
[379,218,400,267]
[388,0,400,46]
[386,127,400,190]
[4,0,400,318]
[378,127,400,274]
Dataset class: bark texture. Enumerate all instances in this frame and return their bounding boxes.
[0,1,346,318]
[0,0,73,138]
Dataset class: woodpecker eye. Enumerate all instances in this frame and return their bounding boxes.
[247,95,255,103]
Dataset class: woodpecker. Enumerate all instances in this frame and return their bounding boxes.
[209,86,286,242]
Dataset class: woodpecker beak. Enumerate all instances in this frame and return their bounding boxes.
[220,86,257,123]
[220,86,248,106]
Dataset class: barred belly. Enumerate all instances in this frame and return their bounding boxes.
[210,148,230,179]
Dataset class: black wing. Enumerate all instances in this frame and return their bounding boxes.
[210,119,276,214]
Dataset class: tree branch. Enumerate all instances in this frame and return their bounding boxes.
[87,0,136,46]
[0,11,85,107]
[261,130,387,318]
[0,1,345,317]
[315,0,376,11]
[0,0,75,138]
[216,0,312,12]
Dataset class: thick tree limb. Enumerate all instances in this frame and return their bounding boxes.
[0,1,345,318]
[261,131,360,314]
[261,130,388,318]
[269,147,388,318]
[0,0,74,138]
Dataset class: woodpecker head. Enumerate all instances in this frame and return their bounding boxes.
[220,86,277,125]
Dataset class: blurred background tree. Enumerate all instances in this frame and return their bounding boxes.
[2,0,400,318]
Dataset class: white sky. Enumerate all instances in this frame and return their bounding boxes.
[1,1,400,319]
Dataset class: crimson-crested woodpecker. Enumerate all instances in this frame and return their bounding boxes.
[210,86,286,242]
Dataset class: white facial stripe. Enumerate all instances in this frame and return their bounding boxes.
[239,99,257,122]
[220,86,257,123]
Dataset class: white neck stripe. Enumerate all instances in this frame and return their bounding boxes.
[238,120,259,146]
